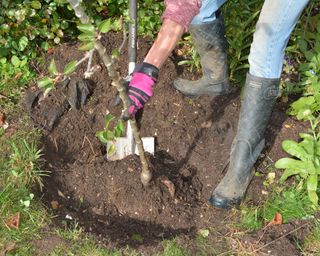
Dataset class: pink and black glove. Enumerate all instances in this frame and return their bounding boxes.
[124,62,159,120]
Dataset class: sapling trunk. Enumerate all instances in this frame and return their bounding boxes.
[67,0,152,186]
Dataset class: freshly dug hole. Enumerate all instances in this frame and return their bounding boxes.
[25,33,310,253]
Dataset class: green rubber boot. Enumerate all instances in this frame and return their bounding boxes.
[209,73,280,209]
[173,11,230,97]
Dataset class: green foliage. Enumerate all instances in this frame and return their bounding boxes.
[52,224,125,255]
[37,17,122,95]
[0,56,34,101]
[136,1,163,37]
[275,117,320,208]
[0,0,76,60]
[0,122,48,253]
[263,189,315,223]
[96,114,125,155]
[239,206,263,231]
[177,35,201,72]
[178,0,264,83]
[303,220,320,255]
[0,0,76,101]
[239,188,315,231]
[162,239,190,256]
[7,139,47,190]
[223,0,264,83]
[288,12,320,119]
[82,0,163,38]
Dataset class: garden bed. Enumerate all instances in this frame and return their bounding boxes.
[25,33,311,255]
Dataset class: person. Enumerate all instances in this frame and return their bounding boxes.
[125,0,310,209]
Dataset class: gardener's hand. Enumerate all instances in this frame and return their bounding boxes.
[122,62,159,120]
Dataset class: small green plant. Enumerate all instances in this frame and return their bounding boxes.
[83,0,163,37]
[162,239,190,256]
[288,14,320,119]
[223,0,264,83]
[239,206,263,231]
[238,188,315,231]
[8,139,47,189]
[177,35,201,72]
[263,189,315,223]
[0,55,34,102]
[95,114,124,155]
[275,114,320,208]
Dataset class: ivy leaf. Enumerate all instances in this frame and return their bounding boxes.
[31,1,41,9]
[78,32,95,42]
[48,59,59,76]
[112,19,122,31]
[63,60,77,75]
[38,77,54,89]
[77,24,95,34]
[11,55,21,67]
[18,36,28,51]
[79,42,95,51]
[98,19,112,33]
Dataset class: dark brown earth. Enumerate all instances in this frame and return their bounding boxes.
[25,33,311,255]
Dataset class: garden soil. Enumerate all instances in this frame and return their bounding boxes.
[25,33,311,255]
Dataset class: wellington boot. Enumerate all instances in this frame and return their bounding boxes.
[174,12,230,97]
[209,73,280,209]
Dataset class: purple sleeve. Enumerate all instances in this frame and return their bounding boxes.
[162,0,201,30]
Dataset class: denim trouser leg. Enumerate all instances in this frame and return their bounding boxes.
[249,0,309,79]
[191,0,227,24]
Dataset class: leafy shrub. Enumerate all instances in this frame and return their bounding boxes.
[275,115,320,208]
[83,0,163,37]
[288,14,320,120]
[223,0,264,83]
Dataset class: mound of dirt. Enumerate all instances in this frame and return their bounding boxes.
[26,33,309,254]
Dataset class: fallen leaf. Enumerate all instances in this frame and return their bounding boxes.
[161,178,175,198]
[14,72,22,80]
[6,212,20,229]
[57,190,66,199]
[0,242,16,256]
[47,48,54,54]
[51,200,59,210]
[269,212,283,226]
[284,124,292,128]
[0,113,5,127]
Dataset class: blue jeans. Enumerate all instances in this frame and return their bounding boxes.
[191,0,309,79]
